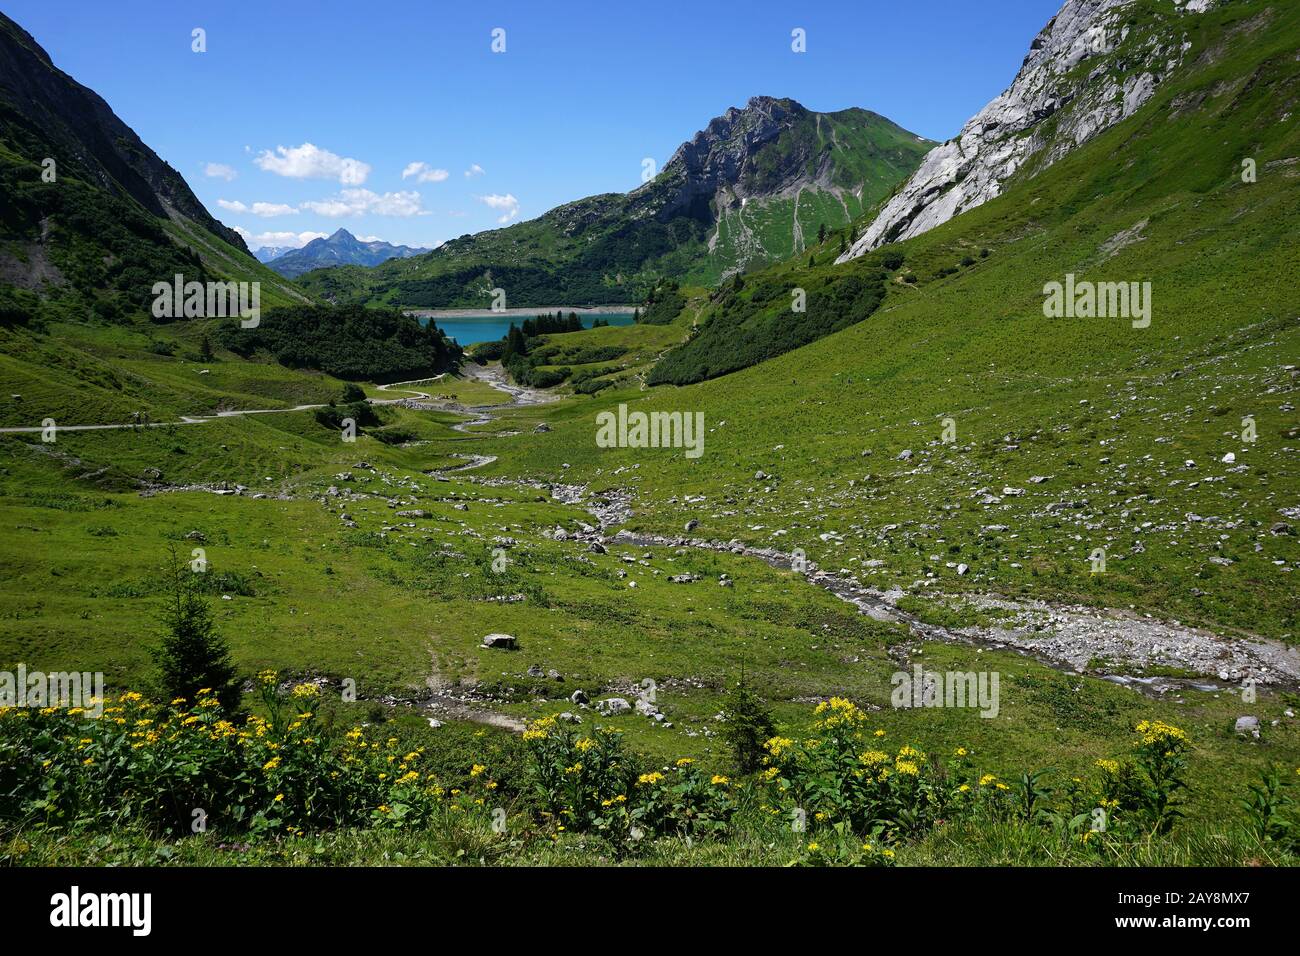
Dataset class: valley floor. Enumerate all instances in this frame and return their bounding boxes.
[1,344,1297,867]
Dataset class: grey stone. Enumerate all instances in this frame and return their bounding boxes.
[838,0,1199,261]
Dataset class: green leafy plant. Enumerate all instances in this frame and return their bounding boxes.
[150,551,239,712]
[719,675,776,775]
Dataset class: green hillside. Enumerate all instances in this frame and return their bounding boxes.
[2,0,1299,870]
[480,0,1300,641]
[0,12,308,328]
[296,99,934,309]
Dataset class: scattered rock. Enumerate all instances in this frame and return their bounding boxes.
[481,633,517,650]
[1235,715,1260,738]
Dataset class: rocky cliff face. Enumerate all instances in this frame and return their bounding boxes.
[636,96,829,222]
[839,0,1216,261]
[0,11,249,254]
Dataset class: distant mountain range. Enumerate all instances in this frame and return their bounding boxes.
[253,246,297,264]
[265,229,427,279]
[297,96,935,309]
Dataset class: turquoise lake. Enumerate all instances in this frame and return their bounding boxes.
[414,311,635,346]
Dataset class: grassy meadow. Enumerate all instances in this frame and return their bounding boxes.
[1,0,1298,868]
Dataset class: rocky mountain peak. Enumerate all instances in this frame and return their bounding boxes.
[659,96,804,192]
[839,0,1217,261]
[638,96,853,226]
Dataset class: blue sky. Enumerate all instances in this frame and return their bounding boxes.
[6,0,1063,250]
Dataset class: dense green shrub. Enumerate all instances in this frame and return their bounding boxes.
[151,560,240,712]
[313,400,380,431]
[720,678,776,775]
[637,282,686,325]
[0,678,498,836]
[574,377,614,395]
[372,427,419,445]
[522,716,735,852]
[0,282,41,327]
[218,304,460,382]
[467,340,505,363]
[495,312,596,387]
[650,265,887,385]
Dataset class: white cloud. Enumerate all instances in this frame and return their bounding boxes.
[478,193,519,223]
[250,202,298,217]
[300,188,426,217]
[204,163,237,181]
[401,162,450,183]
[464,163,485,178]
[254,143,371,185]
[233,227,328,249]
[217,199,299,217]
